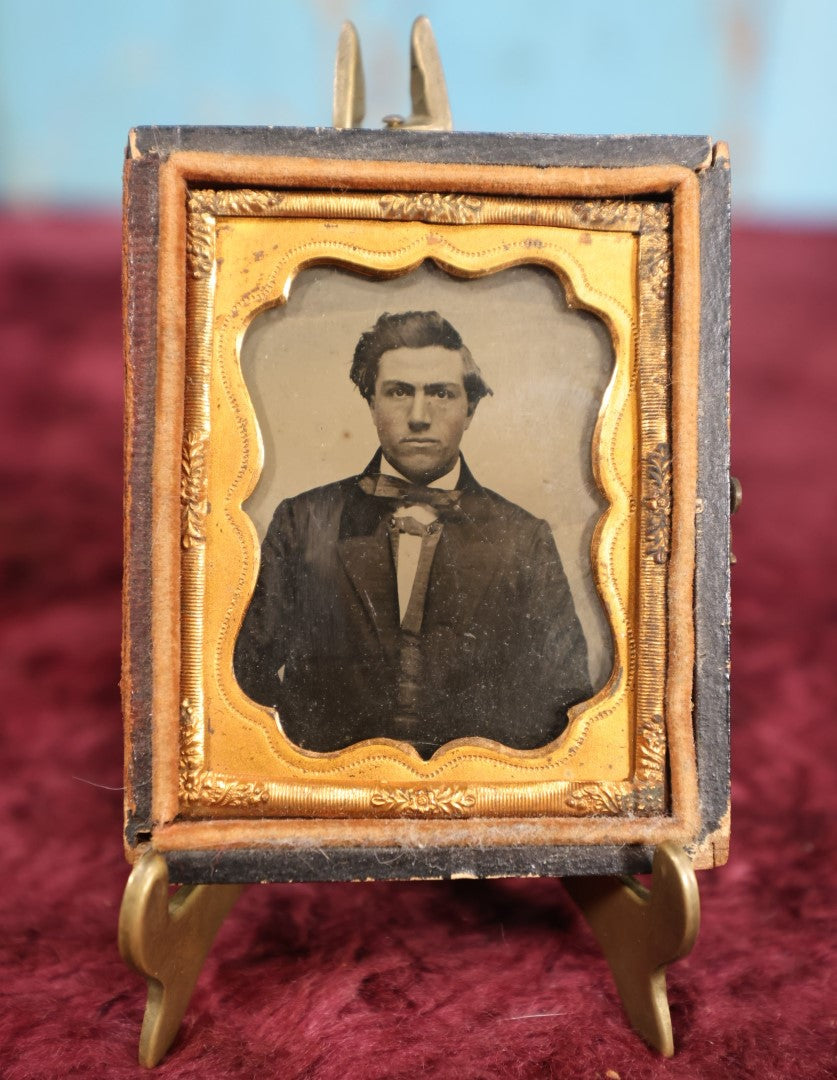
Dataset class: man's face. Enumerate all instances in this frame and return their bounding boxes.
[368,345,474,484]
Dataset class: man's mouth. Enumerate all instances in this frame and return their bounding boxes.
[401,437,438,444]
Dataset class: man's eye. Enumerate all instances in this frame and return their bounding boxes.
[435,388,451,399]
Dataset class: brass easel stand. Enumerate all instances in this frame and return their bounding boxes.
[564,843,700,1057]
[120,842,698,1066]
[119,18,701,1065]
[119,852,243,1067]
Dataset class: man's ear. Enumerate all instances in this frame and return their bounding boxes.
[465,401,478,424]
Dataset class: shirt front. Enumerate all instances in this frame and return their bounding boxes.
[378,455,461,624]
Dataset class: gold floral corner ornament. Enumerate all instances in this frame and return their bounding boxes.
[632,713,667,813]
[644,241,671,302]
[185,197,215,281]
[567,782,628,816]
[179,699,270,809]
[570,198,632,229]
[194,188,287,218]
[636,714,666,783]
[566,713,667,816]
[181,430,208,549]
[187,190,288,280]
[371,787,476,816]
[644,442,672,564]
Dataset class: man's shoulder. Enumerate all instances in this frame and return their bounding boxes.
[281,475,359,507]
[467,481,548,533]
[266,475,359,531]
[459,458,544,531]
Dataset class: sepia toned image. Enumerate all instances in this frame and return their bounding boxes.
[233,263,615,758]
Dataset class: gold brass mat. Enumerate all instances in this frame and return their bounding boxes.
[177,192,673,820]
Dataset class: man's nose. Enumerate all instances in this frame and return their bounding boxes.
[408,392,431,428]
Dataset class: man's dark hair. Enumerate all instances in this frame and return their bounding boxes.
[350,310,493,409]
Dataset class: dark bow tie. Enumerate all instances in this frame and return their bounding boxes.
[358,472,462,513]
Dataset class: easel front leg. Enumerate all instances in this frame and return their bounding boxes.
[118,850,244,1067]
[563,842,700,1057]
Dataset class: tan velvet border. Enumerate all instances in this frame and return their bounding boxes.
[147,152,701,850]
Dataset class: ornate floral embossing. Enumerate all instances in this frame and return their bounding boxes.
[179,698,204,804]
[211,189,287,217]
[379,192,483,223]
[569,198,629,228]
[645,243,670,302]
[570,198,648,231]
[179,698,202,771]
[566,783,628,815]
[569,198,671,235]
[638,203,671,301]
[636,714,666,783]
[188,773,270,808]
[631,713,667,815]
[190,189,288,218]
[641,202,671,229]
[186,195,215,280]
[644,442,672,564]
[188,190,288,277]
[179,699,269,809]
[371,787,475,816]
[181,430,208,549]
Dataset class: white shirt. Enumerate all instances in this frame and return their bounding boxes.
[379,457,461,624]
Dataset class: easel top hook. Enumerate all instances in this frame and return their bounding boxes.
[332,15,453,131]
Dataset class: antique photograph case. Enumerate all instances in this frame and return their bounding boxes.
[123,128,730,883]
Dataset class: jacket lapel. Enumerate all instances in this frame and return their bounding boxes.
[337,453,501,643]
[425,460,504,630]
[337,468,400,653]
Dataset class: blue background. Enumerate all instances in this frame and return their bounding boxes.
[0,0,833,219]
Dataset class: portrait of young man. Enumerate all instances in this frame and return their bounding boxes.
[234,304,595,759]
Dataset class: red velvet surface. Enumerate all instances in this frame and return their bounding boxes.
[0,214,834,1079]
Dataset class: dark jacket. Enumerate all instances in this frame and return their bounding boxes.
[234,456,592,757]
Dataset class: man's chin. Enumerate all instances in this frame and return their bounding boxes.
[387,445,451,483]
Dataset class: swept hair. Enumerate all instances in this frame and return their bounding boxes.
[350,310,493,408]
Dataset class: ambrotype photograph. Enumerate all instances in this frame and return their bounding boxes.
[232,263,614,759]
